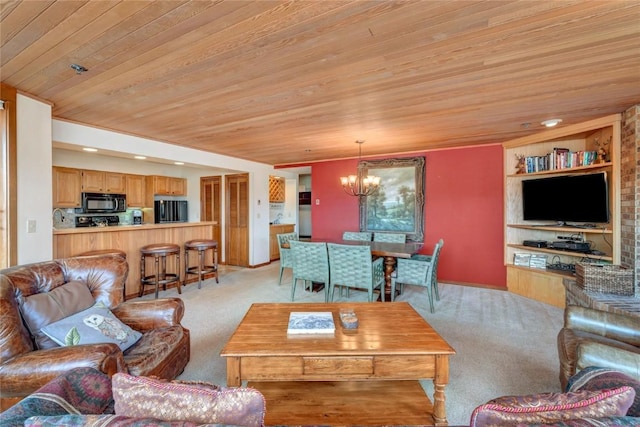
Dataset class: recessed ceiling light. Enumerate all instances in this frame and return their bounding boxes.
[134,156,146,160]
[82,147,98,152]
[174,162,184,165]
[541,119,562,128]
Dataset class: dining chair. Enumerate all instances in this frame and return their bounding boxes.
[342,231,372,241]
[410,239,445,301]
[276,232,298,285]
[391,239,444,313]
[373,232,406,243]
[327,243,385,302]
[290,240,329,302]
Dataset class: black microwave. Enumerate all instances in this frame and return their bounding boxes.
[81,192,126,213]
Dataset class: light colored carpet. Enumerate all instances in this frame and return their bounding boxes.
[140,262,564,426]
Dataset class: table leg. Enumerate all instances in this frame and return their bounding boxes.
[382,256,396,301]
[226,357,241,387]
[433,354,449,426]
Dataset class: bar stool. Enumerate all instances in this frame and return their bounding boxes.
[184,239,219,289]
[76,249,127,259]
[140,243,181,298]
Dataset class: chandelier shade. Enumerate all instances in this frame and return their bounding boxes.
[340,141,381,197]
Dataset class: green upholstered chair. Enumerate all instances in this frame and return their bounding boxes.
[373,232,406,243]
[289,240,329,302]
[276,232,298,285]
[342,231,372,241]
[410,239,444,301]
[391,239,444,313]
[327,243,385,302]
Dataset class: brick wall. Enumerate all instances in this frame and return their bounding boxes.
[620,105,639,283]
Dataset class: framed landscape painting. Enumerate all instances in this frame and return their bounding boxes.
[359,156,425,242]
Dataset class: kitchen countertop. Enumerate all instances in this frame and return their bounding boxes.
[53,221,217,234]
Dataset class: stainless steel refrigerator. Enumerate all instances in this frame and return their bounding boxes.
[154,200,188,223]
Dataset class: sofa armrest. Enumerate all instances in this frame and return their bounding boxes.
[0,344,125,398]
[112,298,185,332]
[565,305,640,346]
[577,340,640,381]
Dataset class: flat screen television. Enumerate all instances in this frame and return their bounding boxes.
[521,172,610,225]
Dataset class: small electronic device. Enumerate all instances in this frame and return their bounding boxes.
[523,240,547,248]
[549,241,591,252]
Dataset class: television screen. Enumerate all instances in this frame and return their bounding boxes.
[522,172,609,224]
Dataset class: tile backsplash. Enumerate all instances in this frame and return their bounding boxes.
[269,203,284,223]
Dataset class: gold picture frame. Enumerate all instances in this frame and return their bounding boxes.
[359,156,425,242]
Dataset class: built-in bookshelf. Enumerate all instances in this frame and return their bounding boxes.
[503,114,621,308]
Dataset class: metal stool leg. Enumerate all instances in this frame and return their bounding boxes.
[184,249,189,288]
[198,249,205,289]
[213,248,219,283]
[154,255,160,299]
[139,254,145,297]
[176,252,181,294]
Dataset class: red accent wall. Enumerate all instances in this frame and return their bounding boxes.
[310,145,506,288]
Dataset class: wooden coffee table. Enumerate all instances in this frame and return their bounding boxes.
[220,302,456,426]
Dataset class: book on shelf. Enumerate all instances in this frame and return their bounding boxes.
[287,311,335,334]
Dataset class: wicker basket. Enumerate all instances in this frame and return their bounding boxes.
[575,263,635,296]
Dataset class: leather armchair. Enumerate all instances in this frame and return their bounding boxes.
[557,305,640,390]
[0,255,190,410]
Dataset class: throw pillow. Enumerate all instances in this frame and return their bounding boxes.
[568,366,640,416]
[19,280,95,349]
[0,367,113,427]
[24,415,201,426]
[112,373,266,427]
[469,386,635,427]
[520,416,640,426]
[41,302,142,351]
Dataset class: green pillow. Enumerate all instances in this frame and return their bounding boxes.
[41,302,142,351]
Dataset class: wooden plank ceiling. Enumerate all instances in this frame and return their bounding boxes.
[1,0,639,166]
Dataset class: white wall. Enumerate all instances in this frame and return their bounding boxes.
[17,95,52,264]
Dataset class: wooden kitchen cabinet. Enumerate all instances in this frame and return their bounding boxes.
[146,175,187,196]
[82,170,126,193]
[169,177,186,195]
[125,174,146,207]
[52,166,82,208]
[269,224,295,261]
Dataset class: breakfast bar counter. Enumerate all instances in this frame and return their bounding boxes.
[53,222,217,299]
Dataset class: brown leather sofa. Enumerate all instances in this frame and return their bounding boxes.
[0,255,190,410]
[557,305,640,390]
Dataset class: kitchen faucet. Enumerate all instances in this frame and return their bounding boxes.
[52,208,65,221]
[52,208,66,228]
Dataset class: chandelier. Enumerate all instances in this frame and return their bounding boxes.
[340,140,381,197]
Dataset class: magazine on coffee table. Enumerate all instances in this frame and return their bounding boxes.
[287,311,335,334]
